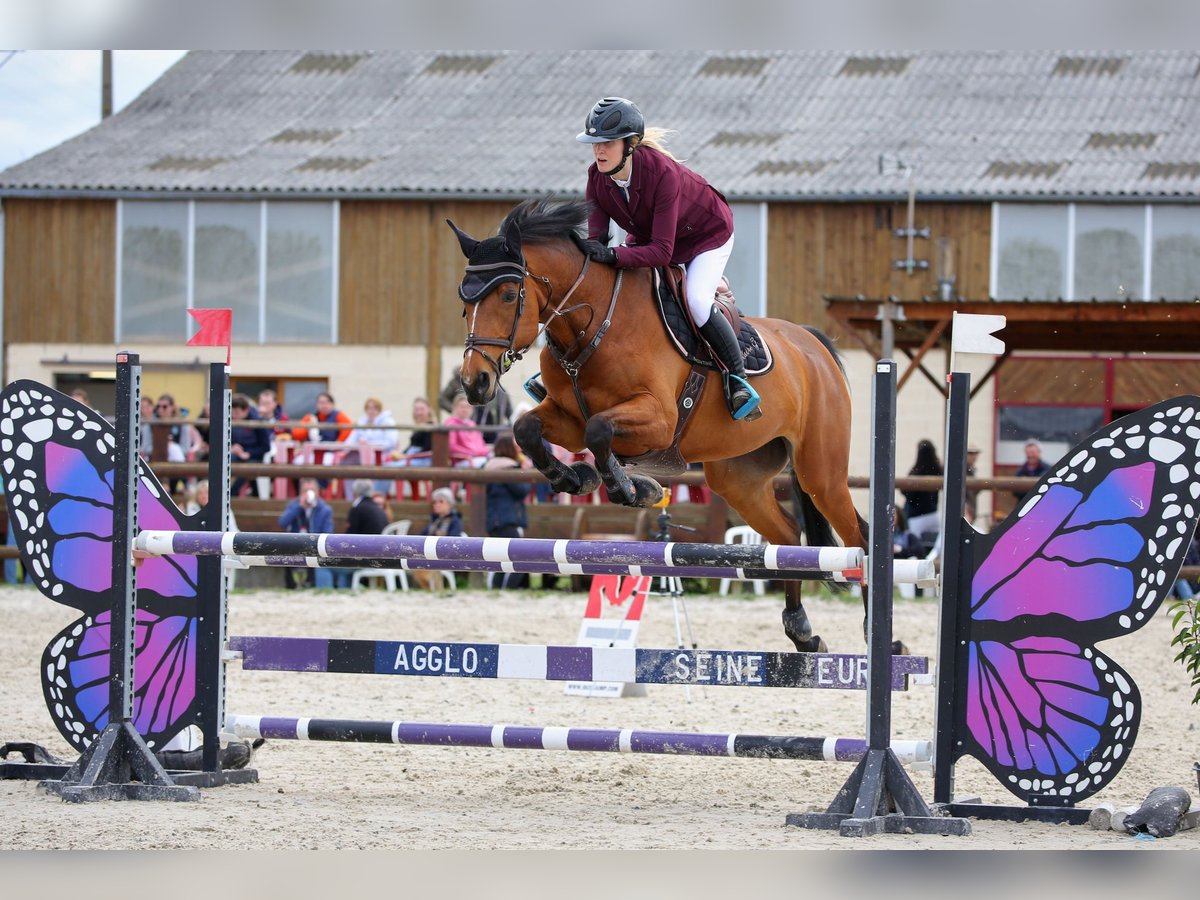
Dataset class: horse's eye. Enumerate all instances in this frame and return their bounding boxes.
[502,288,519,303]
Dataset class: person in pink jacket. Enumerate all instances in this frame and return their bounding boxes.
[576,96,759,420]
[445,392,490,467]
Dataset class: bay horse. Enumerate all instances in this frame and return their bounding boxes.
[448,198,869,653]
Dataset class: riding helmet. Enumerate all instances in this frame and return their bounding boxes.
[576,97,645,143]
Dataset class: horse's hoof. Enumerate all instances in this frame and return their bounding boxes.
[788,634,827,653]
[570,462,602,494]
[629,475,665,508]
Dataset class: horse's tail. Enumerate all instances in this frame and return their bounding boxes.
[804,326,848,385]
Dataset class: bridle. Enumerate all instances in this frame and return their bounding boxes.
[460,251,599,380]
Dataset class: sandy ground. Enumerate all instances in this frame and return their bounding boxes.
[1,580,1198,851]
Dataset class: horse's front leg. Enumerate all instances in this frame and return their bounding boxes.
[583,406,668,508]
[512,401,601,496]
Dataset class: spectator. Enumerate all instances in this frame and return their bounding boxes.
[347,479,390,535]
[965,442,981,524]
[69,387,92,408]
[291,391,353,445]
[257,388,290,436]
[483,432,530,588]
[1012,439,1051,503]
[338,397,398,497]
[892,507,923,559]
[370,489,394,522]
[229,393,272,498]
[184,478,238,530]
[138,395,156,460]
[191,401,210,462]
[902,439,943,549]
[390,396,436,466]
[445,393,490,467]
[412,487,464,590]
[278,477,347,589]
[440,374,512,445]
[418,487,465,538]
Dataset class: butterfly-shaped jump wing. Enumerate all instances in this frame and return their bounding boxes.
[0,381,201,750]
[961,396,1200,804]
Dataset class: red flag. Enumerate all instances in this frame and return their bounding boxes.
[186,308,232,365]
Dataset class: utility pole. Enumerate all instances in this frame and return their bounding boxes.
[101,50,113,119]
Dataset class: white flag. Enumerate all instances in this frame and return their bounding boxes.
[952,312,1006,357]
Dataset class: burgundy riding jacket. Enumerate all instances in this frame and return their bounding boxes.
[586,147,734,268]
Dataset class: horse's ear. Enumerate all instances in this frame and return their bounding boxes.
[446,219,479,259]
[502,218,523,259]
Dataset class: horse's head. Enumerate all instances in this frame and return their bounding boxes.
[447,215,538,405]
[448,198,589,405]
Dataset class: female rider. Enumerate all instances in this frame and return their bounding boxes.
[575,96,759,420]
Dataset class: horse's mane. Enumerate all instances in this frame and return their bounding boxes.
[499,198,588,244]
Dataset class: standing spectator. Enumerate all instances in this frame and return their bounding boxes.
[445,393,490,467]
[1012,439,1051,503]
[902,439,943,550]
[483,432,530,588]
[338,397,398,497]
[278,477,347,589]
[229,393,272,497]
[347,479,390,535]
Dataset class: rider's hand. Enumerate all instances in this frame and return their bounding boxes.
[577,239,617,266]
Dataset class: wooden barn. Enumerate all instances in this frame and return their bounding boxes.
[2,50,1199,522]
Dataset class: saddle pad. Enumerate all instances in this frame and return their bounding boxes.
[654,276,772,376]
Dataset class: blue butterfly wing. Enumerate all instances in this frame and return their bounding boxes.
[962,396,1200,804]
[1,381,202,750]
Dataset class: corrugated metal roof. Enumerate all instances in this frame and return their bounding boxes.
[3,50,1200,200]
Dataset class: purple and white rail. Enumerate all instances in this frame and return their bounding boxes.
[224,714,931,765]
[136,531,936,585]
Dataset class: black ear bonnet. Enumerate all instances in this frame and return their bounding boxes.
[458,236,525,304]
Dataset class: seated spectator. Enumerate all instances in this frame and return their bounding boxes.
[891,508,922,559]
[257,388,290,436]
[412,487,464,589]
[338,397,398,497]
[290,391,353,492]
[184,478,239,531]
[70,387,92,409]
[445,393,491,468]
[278,477,347,589]
[370,489,394,522]
[388,396,437,466]
[229,393,272,497]
[418,487,465,538]
[191,401,211,462]
[139,395,156,461]
[347,479,389,535]
[440,374,512,445]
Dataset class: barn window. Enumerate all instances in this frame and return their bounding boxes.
[118,200,339,343]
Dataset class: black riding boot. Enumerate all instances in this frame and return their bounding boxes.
[699,309,760,420]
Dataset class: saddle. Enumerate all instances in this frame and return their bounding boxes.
[652,266,773,376]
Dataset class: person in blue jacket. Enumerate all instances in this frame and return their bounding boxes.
[483,433,530,588]
[278,477,346,589]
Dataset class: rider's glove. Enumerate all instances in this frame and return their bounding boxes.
[577,239,617,266]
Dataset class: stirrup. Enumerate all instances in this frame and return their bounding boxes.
[523,374,548,403]
[726,374,761,421]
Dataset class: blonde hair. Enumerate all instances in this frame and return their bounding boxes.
[634,127,681,162]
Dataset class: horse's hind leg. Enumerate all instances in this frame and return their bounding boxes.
[706,450,827,653]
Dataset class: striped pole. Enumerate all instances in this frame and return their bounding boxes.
[224,714,932,765]
[143,531,937,585]
[228,635,929,691]
[139,531,861,573]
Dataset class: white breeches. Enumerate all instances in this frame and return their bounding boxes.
[684,233,735,326]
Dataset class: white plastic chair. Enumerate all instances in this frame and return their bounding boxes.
[350,519,412,593]
[718,525,767,596]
